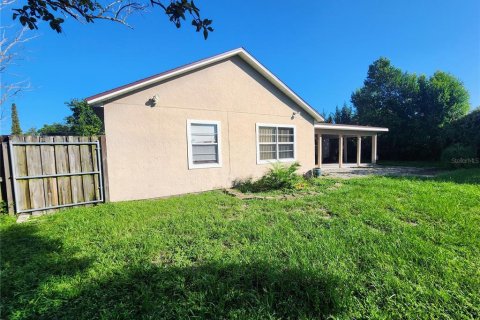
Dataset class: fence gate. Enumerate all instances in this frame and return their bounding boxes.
[5,136,105,214]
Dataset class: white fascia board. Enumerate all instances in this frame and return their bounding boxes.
[314,124,389,132]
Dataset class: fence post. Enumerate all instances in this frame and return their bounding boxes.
[0,137,5,203]
[99,135,110,202]
[1,138,15,215]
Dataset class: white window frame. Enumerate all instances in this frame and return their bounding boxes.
[187,119,222,169]
[256,123,296,164]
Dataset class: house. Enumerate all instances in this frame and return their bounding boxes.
[86,48,388,202]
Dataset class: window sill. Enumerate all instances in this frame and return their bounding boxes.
[188,163,222,170]
[257,158,296,165]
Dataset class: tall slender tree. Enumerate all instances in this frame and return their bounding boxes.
[11,103,22,135]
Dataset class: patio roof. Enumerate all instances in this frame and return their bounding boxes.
[314,123,388,169]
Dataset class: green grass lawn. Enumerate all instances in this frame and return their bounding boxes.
[1,169,479,319]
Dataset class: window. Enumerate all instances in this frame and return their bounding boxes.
[187,120,222,169]
[256,124,295,164]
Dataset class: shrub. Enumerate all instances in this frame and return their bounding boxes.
[234,177,256,193]
[442,108,480,158]
[235,162,304,192]
[441,144,478,168]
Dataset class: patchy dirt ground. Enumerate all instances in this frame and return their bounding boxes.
[321,165,445,179]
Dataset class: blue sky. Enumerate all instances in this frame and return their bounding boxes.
[2,0,479,133]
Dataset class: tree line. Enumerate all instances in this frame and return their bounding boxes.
[10,99,103,136]
[325,57,478,163]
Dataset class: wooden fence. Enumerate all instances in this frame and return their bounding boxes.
[0,135,109,215]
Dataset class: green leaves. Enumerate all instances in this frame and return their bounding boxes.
[66,99,103,136]
[330,103,356,124]
[159,0,214,39]
[35,99,103,136]
[235,162,303,193]
[352,57,471,161]
[13,0,66,32]
[11,0,213,39]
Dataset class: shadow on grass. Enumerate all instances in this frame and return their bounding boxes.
[431,168,480,184]
[376,160,443,168]
[1,224,347,319]
[1,223,92,319]
[382,168,480,185]
[37,262,346,319]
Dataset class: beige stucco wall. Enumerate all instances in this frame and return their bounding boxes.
[102,56,315,201]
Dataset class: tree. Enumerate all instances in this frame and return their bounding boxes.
[331,103,356,124]
[351,57,470,160]
[443,107,480,157]
[24,127,39,135]
[423,71,470,127]
[0,25,34,108]
[11,0,214,38]
[10,103,22,134]
[351,58,417,159]
[37,122,71,135]
[66,99,103,135]
[412,72,471,158]
[32,99,102,136]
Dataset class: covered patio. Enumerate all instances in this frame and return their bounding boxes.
[314,123,389,168]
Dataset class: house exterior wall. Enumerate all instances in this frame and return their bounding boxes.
[102,56,315,201]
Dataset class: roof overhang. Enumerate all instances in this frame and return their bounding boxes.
[85,48,324,122]
[314,123,389,133]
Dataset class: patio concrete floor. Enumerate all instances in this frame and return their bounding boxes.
[321,165,444,179]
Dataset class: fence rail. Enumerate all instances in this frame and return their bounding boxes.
[0,135,109,215]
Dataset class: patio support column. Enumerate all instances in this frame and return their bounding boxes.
[344,136,348,163]
[339,134,343,168]
[356,135,361,166]
[317,134,322,168]
[371,134,377,164]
